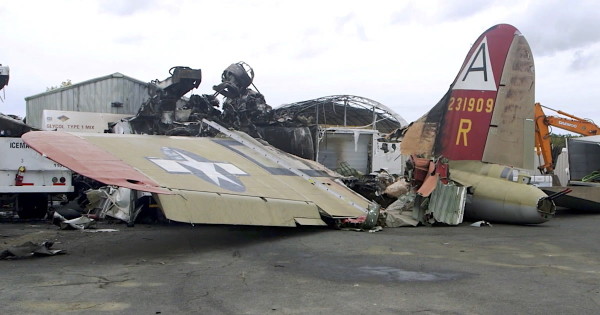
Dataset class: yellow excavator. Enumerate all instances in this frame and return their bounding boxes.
[534,102,600,174]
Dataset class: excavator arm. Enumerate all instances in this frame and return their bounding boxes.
[534,102,600,174]
[534,103,554,174]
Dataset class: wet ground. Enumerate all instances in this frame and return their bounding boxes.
[1,209,600,314]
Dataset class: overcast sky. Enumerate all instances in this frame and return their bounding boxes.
[1,0,599,126]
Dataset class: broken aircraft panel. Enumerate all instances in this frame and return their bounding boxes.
[427,179,466,225]
[23,120,373,227]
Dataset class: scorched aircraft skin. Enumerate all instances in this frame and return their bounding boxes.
[402,24,555,224]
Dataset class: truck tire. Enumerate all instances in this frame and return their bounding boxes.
[17,193,48,219]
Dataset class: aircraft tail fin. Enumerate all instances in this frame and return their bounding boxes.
[402,24,535,169]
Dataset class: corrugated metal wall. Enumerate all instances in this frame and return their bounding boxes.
[26,73,149,129]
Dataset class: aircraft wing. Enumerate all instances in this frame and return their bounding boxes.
[23,130,370,227]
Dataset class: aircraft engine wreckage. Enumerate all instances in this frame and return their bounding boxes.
[119,62,272,138]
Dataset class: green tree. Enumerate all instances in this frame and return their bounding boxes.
[46,79,72,91]
[550,133,580,149]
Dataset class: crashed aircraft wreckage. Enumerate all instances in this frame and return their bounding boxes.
[21,24,565,226]
[399,23,559,224]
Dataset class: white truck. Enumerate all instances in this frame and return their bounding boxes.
[0,65,74,219]
[0,110,131,219]
[0,137,73,218]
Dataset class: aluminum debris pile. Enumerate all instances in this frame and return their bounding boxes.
[362,155,468,229]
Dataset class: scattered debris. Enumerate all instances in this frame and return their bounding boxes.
[368,226,383,233]
[470,221,492,227]
[384,179,410,198]
[52,207,82,222]
[339,216,367,230]
[86,187,134,223]
[53,211,96,230]
[337,161,362,177]
[338,201,381,231]
[82,229,119,233]
[363,202,381,229]
[406,156,466,226]
[383,193,418,227]
[0,241,65,259]
[342,169,399,209]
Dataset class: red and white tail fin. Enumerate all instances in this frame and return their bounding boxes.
[402,24,535,169]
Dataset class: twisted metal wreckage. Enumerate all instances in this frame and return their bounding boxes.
[118,62,273,138]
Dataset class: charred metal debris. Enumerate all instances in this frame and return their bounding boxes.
[122,62,272,138]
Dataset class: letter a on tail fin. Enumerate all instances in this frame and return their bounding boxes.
[402,24,535,169]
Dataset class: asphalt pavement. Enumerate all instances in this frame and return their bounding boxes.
[1,209,600,314]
